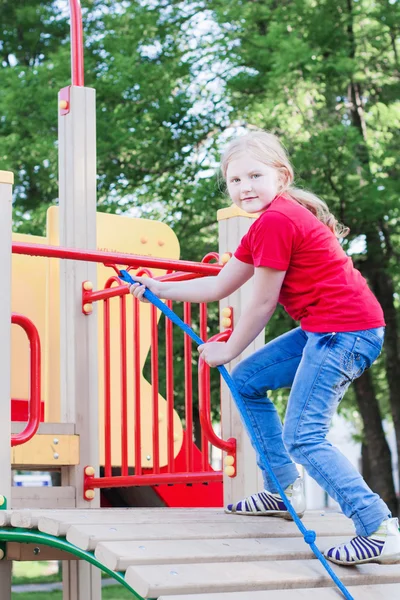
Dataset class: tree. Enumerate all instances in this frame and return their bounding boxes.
[207,0,400,512]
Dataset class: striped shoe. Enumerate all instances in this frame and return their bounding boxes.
[324,517,400,566]
[225,477,306,520]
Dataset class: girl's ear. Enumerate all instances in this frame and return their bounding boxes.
[278,167,290,190]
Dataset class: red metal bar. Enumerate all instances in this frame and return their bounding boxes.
[87,471,223,489]
[103,298,112,477]
[166,300,175,472]
[120,294,128,476]
[199,303,209,471]
[12,242,222,276]
[198,330,236,454]
[184,303,193,472]
[69,1,84,86]
[133,298,142,476]
[11,315,41,447]
[151,305,160,473]
[201,252,220,264]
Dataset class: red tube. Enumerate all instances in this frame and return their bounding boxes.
[199,303,209,471]
[198,330,236,454]
[12,242,222,276]
[87,471,223,489]
[120,294,128,476]
[11,315,41,447]
[103,298,112,477]
[133,298,142,476]
[166,300,175,472]
[69,1,84,86]
[184,303,193,472]
[151,305,160,473]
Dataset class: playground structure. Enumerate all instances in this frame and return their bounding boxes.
[1,2,399,599]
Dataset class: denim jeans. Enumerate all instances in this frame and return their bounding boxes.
[231,326,390,536]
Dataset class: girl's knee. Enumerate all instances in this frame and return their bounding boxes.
[283,426,296,455]
[231,361,248,392]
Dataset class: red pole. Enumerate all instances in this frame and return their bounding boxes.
[103,298,112,477]
[133,298,142,476]
[69,1,84,86]
[166,300,175,472]
[184,303,193,472]
[151,305,160,473]
[120,295,128,476]
[11,315,41,447]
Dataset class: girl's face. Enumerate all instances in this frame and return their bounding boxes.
[226,153,280,214]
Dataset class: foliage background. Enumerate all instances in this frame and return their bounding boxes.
[1,0,399,511]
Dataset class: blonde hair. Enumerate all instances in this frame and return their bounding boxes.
[221,130,349,239]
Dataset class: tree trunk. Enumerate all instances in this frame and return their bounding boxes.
[353,370,398,516]
[345,0,400,497]
[360,231,400,496]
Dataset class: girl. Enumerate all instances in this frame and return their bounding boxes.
[130,130,400,566]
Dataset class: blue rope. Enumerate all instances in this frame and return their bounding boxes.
[119,269,354,600]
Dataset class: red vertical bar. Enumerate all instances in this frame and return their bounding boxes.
[166,300,175,472]
[184,302,193,472]
[199,303,209,471]
[104,299,112,477]
[69,1,84,86]
[133,298,142,476]
[151,305,160,473]
[120,295,128,476]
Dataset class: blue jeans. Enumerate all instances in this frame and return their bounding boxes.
[231,326,390,536]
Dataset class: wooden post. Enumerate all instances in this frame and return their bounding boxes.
[218,205,265,507]
[0,171,13,599]
[58,86,101,600]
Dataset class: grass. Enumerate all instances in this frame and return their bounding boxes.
[12,561,61,586]
[12,562,139,599]
[12,588,137,600]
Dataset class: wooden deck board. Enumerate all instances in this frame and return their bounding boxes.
[65,517,355,552]
[1,508,398,599]
[125,560,400,598]
[157,583,400,600]
[95,536,346,570]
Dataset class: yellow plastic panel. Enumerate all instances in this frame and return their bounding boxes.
[46,207,183,468]
[11,233,48,404]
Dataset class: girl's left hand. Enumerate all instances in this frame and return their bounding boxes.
[197,342,232,368]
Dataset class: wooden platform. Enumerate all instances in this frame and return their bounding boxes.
[1,508,400,599]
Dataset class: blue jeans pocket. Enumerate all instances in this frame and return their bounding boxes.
[342,328,384,380]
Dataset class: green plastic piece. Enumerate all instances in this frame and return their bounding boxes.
[0,528,148,599]
[0,496,7,510]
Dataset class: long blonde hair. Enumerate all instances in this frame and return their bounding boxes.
[221,130,349,239]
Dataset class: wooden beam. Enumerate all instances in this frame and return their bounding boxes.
[11,434,79,466]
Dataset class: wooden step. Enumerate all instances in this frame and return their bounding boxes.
[37,509,349,537]
[124,560,400,598]
[157,583,400,600]
[65,517,355,552]
[12,507,251,531]
[94,536,343,571]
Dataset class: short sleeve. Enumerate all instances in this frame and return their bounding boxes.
[234,231,254,265]
[251,212,297,270]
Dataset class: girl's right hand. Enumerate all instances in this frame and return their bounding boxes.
[129,276,163,303]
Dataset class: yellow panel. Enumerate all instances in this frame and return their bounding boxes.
[11,434,80,466]
[0,171,14,184]
[45,207,184,468]
[11,233,48,403]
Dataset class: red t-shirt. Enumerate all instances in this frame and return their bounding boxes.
[234,195,385,332]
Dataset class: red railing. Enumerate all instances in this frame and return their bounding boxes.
[69,1,84,86]
[11,242,236,493]
[11,314,41,447]
[84,266,236,494]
